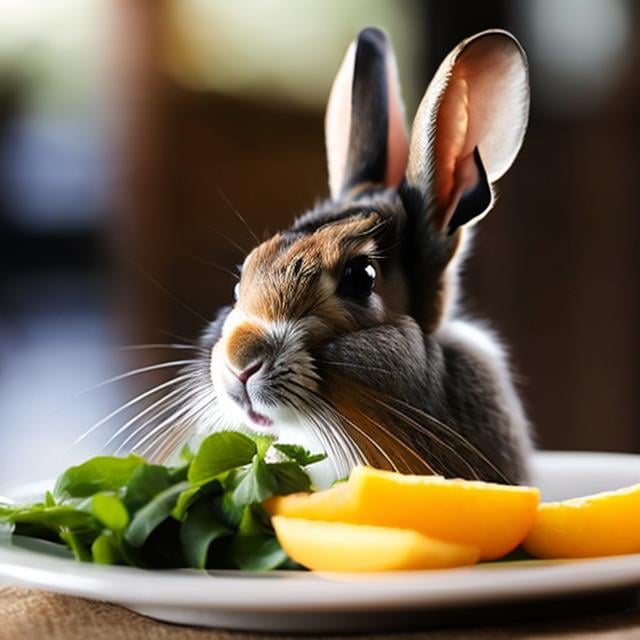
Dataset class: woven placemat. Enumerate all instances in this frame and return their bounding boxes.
[2,585,640,640]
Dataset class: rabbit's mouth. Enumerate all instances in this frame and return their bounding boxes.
[246,408,273,427]
[227,393,274,429]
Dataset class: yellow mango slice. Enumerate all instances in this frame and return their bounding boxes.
[267,466,539,560]
[524,483,640,559]
[272,516,479,572]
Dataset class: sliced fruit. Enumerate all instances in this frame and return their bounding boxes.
[272,516,479,572]
[524,483,640,559]
[266,466,539,560]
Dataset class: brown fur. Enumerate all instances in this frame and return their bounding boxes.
[236,213,382,334]
[224,321,267,371]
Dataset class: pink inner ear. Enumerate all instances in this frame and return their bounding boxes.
[432,35,528,228]
[384,54,409,187]
[434,75,470,218]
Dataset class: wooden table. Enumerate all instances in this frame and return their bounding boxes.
[3,586,640,640]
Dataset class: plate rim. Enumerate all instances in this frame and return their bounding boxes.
[2,544,640,612]
[2,449,640,614]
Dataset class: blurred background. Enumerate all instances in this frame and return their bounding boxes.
[1,0,639,487]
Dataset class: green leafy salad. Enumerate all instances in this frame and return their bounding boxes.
[0,432,326,571]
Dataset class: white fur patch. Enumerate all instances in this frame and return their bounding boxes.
[275,415,344,489]
[436,319,533,458]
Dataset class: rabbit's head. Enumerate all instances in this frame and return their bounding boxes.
[191,28,530,482]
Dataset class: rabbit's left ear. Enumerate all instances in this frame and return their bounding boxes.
[405,30,529,233]
[325,28,409,200]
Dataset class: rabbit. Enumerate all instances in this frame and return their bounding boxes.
[170,27,533,485]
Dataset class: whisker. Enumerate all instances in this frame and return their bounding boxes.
[307,412,346,478]
[315,359,394,376]
[185,252,240,281]
[362,391,481,481]
[271,382,341,471]
[124,405,193,456]
[145,415,199,463]
[111,402,184,455]
[65,374,193,452]
[382,394,509,483]
[278,391,344,478]
[158,330,198,346]
[102,382,198,450]
[148,389,223,463]
[74,360,197,397]
[146,425,189,464]
[117,344,197,352]
[307,398,365,473]
[352,405,436,475]
[127,259,209,324]
[337,409,399,473]
[131,392,214,456]
[314,409,364,477]
[285,381,392,474]
[202,221,250,256]
[309,396,371,469]
[149,398,218,462]
[215,185,260,246]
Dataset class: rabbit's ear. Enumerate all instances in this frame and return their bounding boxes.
[405,30,529,233]
[326,28,409,200]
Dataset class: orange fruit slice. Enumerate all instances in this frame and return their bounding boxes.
[524,483,640,559]
[267,466,539,560]
[272,516,479,572]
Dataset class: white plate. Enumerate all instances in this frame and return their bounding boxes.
[1,451,639,632]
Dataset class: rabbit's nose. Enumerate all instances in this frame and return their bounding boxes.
[224,320,267,373]
[228,359,264,385]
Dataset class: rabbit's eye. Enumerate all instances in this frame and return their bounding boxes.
[337,256,376,299]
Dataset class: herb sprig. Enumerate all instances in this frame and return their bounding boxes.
[0,432,326,570]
